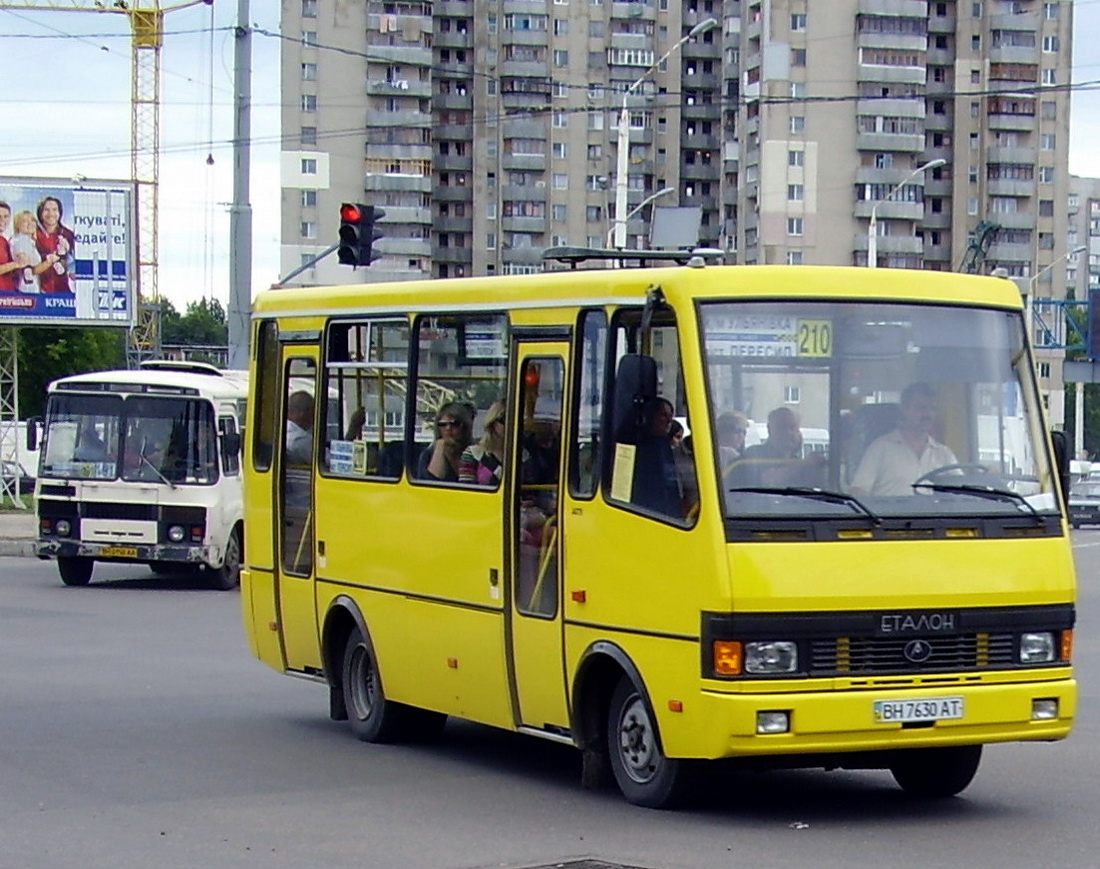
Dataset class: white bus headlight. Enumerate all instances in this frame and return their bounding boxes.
[744,641,798,674]
[167,525,186,543]
[1019,632,1056,664]
[54,519,71,537]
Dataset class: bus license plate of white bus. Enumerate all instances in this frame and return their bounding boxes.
[100,546,138,558]
[874,697,964,724]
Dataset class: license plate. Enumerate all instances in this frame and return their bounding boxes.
[874,696,964,724]
[100,546,138,558]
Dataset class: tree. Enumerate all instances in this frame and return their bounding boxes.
[161,297,227,347]
[17,328,126,418]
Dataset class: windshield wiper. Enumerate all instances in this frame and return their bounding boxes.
[729,486,881,524]
[138,437,176,490]
[912,482,1039,517]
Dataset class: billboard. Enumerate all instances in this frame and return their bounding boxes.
[0,176,135,327]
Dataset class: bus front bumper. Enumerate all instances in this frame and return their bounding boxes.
[36,538,213,565]
[680,675,1076,760]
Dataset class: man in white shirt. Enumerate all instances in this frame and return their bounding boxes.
[285,390,315,465]
[850,382,957,496]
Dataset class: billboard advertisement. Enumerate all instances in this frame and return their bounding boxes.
[0,176,135,327]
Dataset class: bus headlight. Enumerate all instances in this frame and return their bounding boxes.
[54,519,71,537]
[744,641,798,674]
[167,525,186,543]
[1019,632,1056,664]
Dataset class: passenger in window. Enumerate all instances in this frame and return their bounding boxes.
[459,400,506,486]
[716,411,749,469]
[631,397,683,518]
[285,390,315,465]
[730,406,826,489]
[522,417,561,486]
[420,402,472,482]
[345,406,366,440]
[670,418,699,517]
[850,382,958,496]
[74,426,108,462]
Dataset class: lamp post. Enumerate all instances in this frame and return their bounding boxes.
[606,187,675,247]
[866,158,946,268]
[612,17,719,252]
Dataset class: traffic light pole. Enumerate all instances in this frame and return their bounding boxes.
[271,244,338,288]
[227,0,252,372]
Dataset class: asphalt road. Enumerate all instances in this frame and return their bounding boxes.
[2,543,1099,869]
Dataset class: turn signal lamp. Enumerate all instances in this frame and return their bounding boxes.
[1061,629,1074,662]
[713,640,742,676]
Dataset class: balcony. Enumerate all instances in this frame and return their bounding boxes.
[435,153,474,172]
[856,132,924,153]
[987,177,1034,197]
[434,30,473,50]
[988,112,1036,134]
[433,185,474,202]
[364,174,433,194]
[853,200,924,221]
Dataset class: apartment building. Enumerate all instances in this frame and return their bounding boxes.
[280,0,1073,292]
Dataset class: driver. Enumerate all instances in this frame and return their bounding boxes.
[850,382,957,496]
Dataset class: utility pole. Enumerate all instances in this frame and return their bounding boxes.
[227,0,252,372]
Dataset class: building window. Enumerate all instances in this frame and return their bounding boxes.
[1041,133,1056,150]
[302,0,317,17]
[301,190,317,207]
[301,94,317,112]
[789,116,805,133]
[784,385,801,404]
[1043,35,1060,53]
[553,173,569,189]
[791,48,806,66]
[553,111,568,128]
[301,63,317,81]
[786,251,803,265]
[791,13,807,31]
[552,142,568,159]
[1042,69,1057,86]
[1039,166,1055,184]
[788,184,804,201]
[300,221,316,239]
[553,49,569,67]
[788,149,804,167]
[787,217,804,236]
[300,126,317,146]
[301,158,317,175]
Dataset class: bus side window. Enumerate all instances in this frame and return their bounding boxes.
[570,309,607,499]
[252,320,279,472]
[219,416,241,475]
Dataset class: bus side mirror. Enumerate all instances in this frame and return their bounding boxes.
[222,431,242,457]
[26,417,41,452]
[1051,429,1071,511]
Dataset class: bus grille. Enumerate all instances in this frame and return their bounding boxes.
[809,632,1017,674]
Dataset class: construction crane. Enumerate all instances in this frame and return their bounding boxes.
[959,219,1001,274]
[0,0,213,367]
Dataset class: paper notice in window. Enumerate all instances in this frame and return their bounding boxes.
[610,442,637,502]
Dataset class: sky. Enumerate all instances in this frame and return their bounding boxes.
[1,3,1099,314]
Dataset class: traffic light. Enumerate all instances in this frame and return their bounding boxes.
[337,202,385,267]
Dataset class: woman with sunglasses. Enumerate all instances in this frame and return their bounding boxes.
[459,400,506,486]
[422,402,472,482]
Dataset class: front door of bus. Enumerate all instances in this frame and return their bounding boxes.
[276,352,321,672]
[508,345,570,731]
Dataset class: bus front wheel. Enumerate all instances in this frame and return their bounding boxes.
[341,626,404,743]
[210,528,242,590]
[607,676,690,809]
[58,557,93,587]
[889,745,982,798]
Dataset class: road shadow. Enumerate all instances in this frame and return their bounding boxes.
[82,568,235,592]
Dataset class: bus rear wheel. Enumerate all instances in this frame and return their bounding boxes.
[58,557,93,587]
[607,676,690,809]
[889,745,982,798]
[342,626,405,743]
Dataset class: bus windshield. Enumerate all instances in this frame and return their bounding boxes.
[42,392,219,485]
[699,300,1057,520]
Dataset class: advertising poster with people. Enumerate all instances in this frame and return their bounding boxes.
[0,177,134,327]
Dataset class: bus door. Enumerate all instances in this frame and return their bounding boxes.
[276,352,321,671]
[508,343,570,731]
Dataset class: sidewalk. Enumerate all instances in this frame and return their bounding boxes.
[0,511,37,558]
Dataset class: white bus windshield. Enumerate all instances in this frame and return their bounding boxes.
[699,300,1058,520]
[42,392,219,485]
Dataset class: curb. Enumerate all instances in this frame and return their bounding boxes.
[0,540,36,558]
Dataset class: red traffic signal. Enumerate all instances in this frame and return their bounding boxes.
[337,202,384,267]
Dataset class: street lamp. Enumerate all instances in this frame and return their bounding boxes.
[1024,243,1087,344]
[606,187,675,247]
[612,17,719,251]
[866,158,946,268]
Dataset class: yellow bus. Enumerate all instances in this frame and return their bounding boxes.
[241,261,1075,807]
